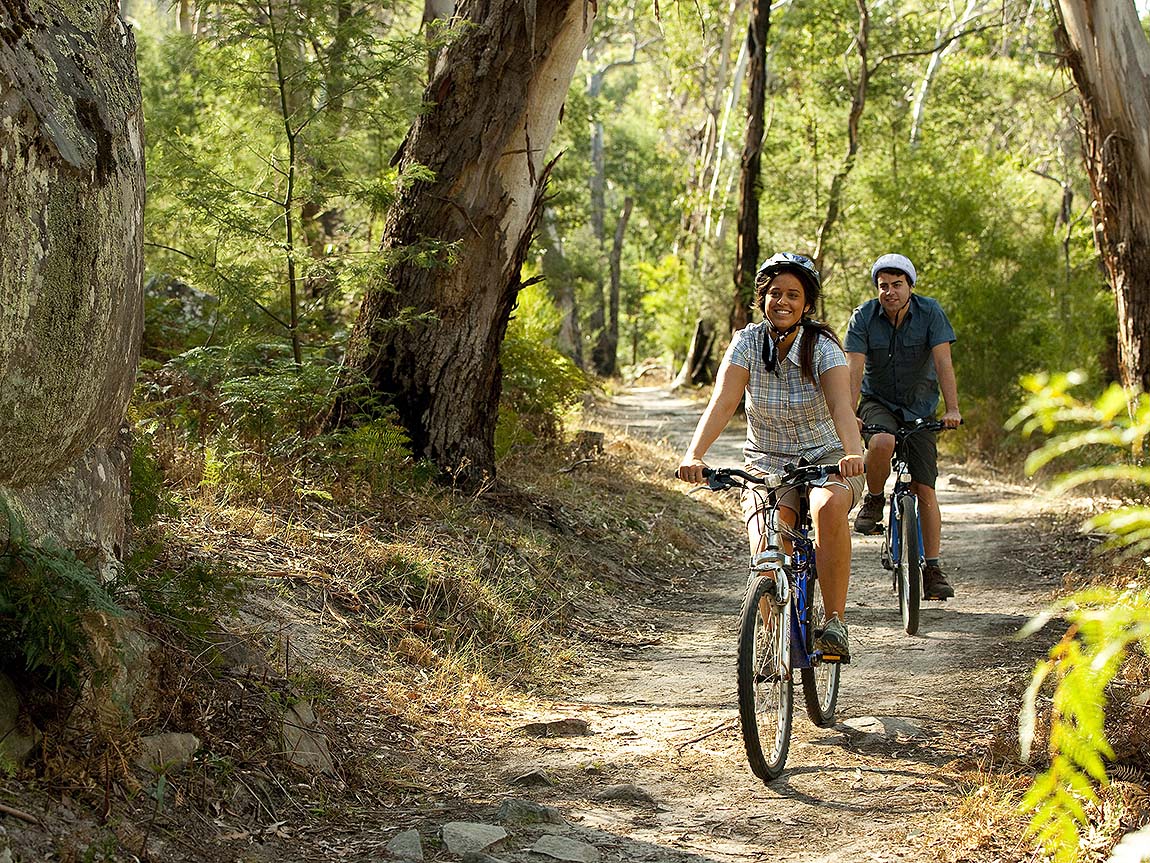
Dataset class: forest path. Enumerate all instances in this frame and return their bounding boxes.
[493,385,1063,863]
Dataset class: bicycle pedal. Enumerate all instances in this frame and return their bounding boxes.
[818,652,849,665]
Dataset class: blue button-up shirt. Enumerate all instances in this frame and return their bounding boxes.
[844,294,956,422]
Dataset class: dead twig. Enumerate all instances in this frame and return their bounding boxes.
[0,800,41,825]
[675,718,737,751]
[559,458,594,474]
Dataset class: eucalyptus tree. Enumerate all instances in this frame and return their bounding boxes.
[1054,0,1150,392]
[730,0,770,332]
[584,1,655,375]
[335,2,597,487]
[0,1,144,569]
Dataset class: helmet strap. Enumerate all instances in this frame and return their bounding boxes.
[762,317,807,373]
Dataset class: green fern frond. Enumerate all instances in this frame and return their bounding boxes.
[1024,428,1129,474]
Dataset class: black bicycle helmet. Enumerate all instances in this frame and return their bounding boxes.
[755,252,821,311]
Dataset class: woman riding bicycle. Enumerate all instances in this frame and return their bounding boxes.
[677,253,865,659]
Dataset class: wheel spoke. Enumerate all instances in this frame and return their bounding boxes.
[738,575,793,782]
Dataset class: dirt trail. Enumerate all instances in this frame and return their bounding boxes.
[494,386,1064,862]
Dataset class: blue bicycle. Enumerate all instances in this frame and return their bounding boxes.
[696,463,843,782]
[860,418,949,635]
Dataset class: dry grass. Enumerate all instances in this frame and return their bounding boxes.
[1,419,746,861]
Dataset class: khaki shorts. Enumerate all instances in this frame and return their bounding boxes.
[739,450,864,533]
[858,397,939,488]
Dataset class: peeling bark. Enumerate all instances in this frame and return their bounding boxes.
[1054,0,1150,392]
[0,1,144,567]
[336,0,596,488]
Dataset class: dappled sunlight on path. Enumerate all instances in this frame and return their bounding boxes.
[486,387,1070,861]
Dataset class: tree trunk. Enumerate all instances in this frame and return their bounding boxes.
[585,32,643,376]
[541,208,584,367]
[730,0,770,333]
[908,0,987,147]
[1054,0,1150,392]
[0,1,145,571]
[683,0,747,269]
[335,0,596,488]
[672,318,716,389]
[811,0,869,315]
[596,196,633,377]
[300,0,352,324]
[704,35,748,244]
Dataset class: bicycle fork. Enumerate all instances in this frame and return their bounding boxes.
[750,560,792,682]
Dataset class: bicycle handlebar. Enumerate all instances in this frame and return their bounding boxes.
[859,418,958,439]
[697,463,841,492]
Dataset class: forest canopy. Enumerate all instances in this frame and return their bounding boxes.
[127,0,1120,482]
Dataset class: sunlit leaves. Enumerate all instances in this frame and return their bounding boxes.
[1019,589,1150,862]
[1015,375,1150,862]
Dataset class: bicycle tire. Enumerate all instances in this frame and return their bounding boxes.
[898,494,922,635]
[800,570,840,727]
[736,574,793,782]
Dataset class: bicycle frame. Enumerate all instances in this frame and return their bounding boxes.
[696,463,843,781]
[861,419,949,634]
[862,419,946,576]
[884,455,922,579]
[718,465,839,667]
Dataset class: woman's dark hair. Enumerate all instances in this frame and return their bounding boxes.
[754,266,843,384]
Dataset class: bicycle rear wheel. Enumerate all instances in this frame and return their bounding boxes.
[897,494,922,635]
[800,571,840,727]
[737,574,793,782]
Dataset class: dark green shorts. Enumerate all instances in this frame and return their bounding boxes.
[858,397,939,488]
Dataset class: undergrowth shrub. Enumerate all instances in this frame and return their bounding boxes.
[497,290,588,458]
[0,502,122,689]
[136,341,419,499]
[120,539,245,641]
[130,430,175,528]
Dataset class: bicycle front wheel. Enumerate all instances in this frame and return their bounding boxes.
[737,574,793,782]
[800,571,840,727]
[897,494,922,635]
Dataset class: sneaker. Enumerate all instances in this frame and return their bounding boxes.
[853,493,885,535]
[815,617,851,662]
[922,563,955,600]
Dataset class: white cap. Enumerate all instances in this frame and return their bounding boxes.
[871,253,917,286]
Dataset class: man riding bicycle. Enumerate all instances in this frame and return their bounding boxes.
[845,253,961,600]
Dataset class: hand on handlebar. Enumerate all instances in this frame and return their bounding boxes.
[940,408,962,429]
[838,453,865,478]
[677,457,709,484]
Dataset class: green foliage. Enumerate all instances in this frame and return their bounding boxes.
[842,143,1111,443]
[137,342,327,451]
[130,432,175,529]
[1009,373,1150,554]
[0,503,122,689]
[138,1,427,352]
[638,255,695,363]
[120,542,244,640]
[311,411,419,494]
[1012,373,1150,861]
[497,282,588,456]
[136,340,419,495]
[1018,589,1150,863]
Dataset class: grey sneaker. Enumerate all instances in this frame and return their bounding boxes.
[815,617,850,662]
[923,563,955,600]
[853,493,885,535]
